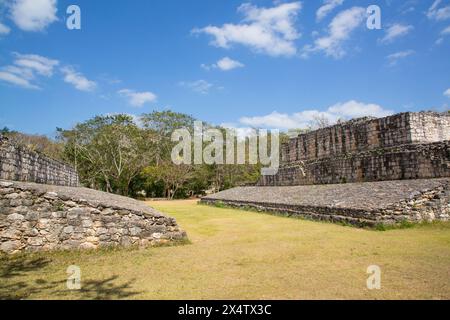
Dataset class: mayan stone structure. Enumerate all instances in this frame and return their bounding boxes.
[259,112,450,186]
[0,135,187,254]
[0,135,79,187]
[203,112,450,226]
[0,181,187,254]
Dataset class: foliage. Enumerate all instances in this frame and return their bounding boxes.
[140,111,196,166]
[4,109,327,199]
[1,128,64,161]
[55,111,262,199]
[57,114,151,196]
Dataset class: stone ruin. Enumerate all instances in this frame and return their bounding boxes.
[203,112,450,227]
[260,112,450,186]
[0,134,79,187]
[0,135,186,254]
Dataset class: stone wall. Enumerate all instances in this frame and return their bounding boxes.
[205,111,450,227]
[261,112,450,186]
[0,180,187,254]
[409,112,450,143]
[281,112,450,163]
[260,141,450,186]
[0,135,79,187]
[203,179,450,227]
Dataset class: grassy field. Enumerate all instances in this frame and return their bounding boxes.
[1,200,450,300]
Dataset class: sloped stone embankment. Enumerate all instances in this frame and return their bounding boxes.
[0,180,187,254]
[202,179,450,227]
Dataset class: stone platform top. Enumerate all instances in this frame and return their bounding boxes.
[204,178,450,211]
[0,180,165,218]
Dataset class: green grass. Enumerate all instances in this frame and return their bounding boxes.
[1,200,450,300]
[201,201,388,229]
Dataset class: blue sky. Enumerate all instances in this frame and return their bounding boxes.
[0,0,449,135]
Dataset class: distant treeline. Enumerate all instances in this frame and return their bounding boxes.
[1,111,281,199]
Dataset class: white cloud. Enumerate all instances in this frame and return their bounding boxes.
[401,6,415,15]
[2,65,34,80]
[0,53,58,89]
[0,53,97,92]
[427,0,450,21]
[386,50,415,66]
[118,89,157,107]
[316,0,344,21]
[0,22,11,35]
[436,23,450,44]
[444,88,450,98]
[193,2,302,57]
[302,7,366,59]
[179,80,214,94]
[216,57,245,71]
[219,123,260,140]
[239,100,394,130]
[380,24,414,44]
[327,100,393,118]
[61,66,97,92]
[240,111,314,129]
[0,70,38,89]
[98,74,122,85]
[202,57,245,71]
[13,53,59,76]
[10,0,58,32]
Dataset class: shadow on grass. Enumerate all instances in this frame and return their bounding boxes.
[0,254,142,300]
[0,255,56,300]
[74,276,141,300]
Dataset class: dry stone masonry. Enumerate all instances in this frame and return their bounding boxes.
[0,135,79,187]
[203,179,450,227]
[260,112,450,186]
[0,134,187,254]
[203,112,450,226]
[0,180,187,254]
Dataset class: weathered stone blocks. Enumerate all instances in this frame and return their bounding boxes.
[0,135,79,187]
[203,179,450,227]
[260,141,450,186]
[260,112,450,186]
[0,180,187,254]
[205,112,450,227]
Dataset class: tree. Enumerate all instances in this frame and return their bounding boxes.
[309,114,331,130]
[54,110,275,199]
[138,111,199,198]
[3,130,64,160]
[140,111,195,166]
[143,162,194,199]
[58,114,151,196]
[1,127,11,135]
